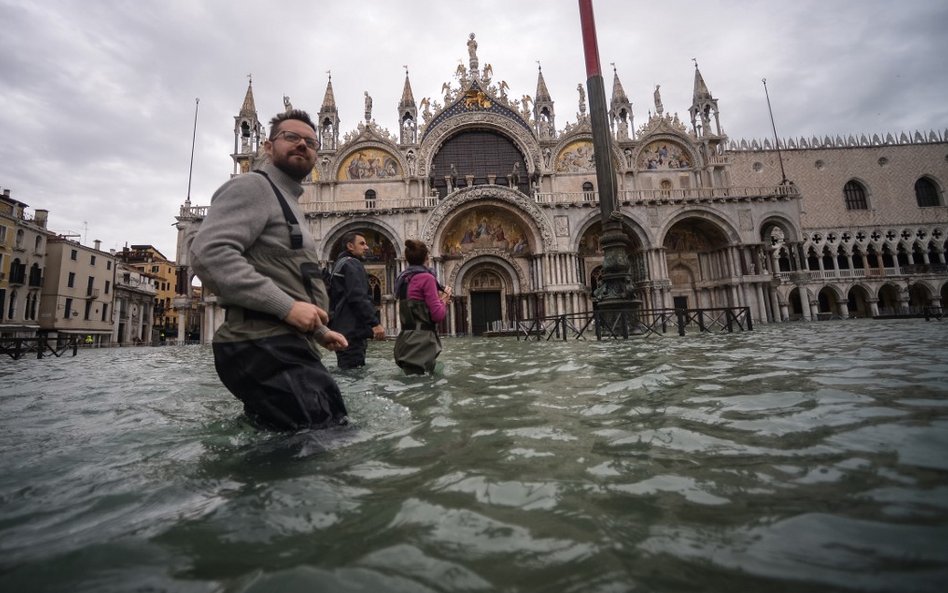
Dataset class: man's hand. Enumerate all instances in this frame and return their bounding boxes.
[371,324,386,340]
[317,329,349,351]
[284,301,330,333]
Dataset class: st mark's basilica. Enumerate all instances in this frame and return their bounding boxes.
[175,34,948,340]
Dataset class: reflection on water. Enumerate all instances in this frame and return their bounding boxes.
[1,319,947,592]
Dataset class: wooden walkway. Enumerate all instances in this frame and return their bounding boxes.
[515,307,754,341]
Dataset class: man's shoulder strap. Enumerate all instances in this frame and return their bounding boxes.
[253,170,303,249]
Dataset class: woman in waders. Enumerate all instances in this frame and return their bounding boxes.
[392,239,452,375]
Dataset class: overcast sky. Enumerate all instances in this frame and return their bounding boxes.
[2,0,946,260]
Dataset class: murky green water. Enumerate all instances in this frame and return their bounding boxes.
[2,320,947,592]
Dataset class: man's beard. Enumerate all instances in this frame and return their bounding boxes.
[277,153,314,181]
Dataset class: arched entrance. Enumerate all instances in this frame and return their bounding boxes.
[663,217,731,309]
[847,285,872,318]
[454,259,519,336]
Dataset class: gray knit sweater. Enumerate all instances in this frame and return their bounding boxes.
[189,164,314,320]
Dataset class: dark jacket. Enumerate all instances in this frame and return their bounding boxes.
[328,254,379,340]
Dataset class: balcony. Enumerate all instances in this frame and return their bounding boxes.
[87,288,100,299]
[300,195,440,214]
[535,184,800,207]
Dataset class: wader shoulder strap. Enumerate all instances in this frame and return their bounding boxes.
[254,170,303,249]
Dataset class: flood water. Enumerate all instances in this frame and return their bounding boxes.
[1,319,947,593]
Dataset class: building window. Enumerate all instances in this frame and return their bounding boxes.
[365,189,377,209]
[34,236,43,252]
[582,181,595,201]
[64,297,73,319]
[90,255,96,266]
[915,177,941,207]
[84,300,92,320]
[87,276,95,296]
[105,280,110,294]
[68,272,75,288]
[102,303,109,322]
[7,289,16,319]
[106,261,112,270]
[15,229,24,249]
[843,180,868,210]
[0,226,7,244]
[71,249,77,260]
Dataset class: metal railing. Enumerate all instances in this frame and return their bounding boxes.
[516,306,753,341]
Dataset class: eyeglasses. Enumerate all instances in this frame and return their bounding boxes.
[273,130,319,150]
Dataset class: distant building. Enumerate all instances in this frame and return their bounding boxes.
[116,245,180,343]
[112,263,157,345]
[39,238,117,345]
[175,35,947,341]
[0,188,51,338]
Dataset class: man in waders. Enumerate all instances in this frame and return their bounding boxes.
[189,110,350,431]
[328,232,385,369]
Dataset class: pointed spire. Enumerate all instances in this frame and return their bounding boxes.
[535,62,552,103]
[321,72,337,112]
[399,67,416,109]
[610,64,629,109]
[693,59,712,101]
[239,75,256,118]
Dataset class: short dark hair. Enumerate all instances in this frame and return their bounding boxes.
[343,231,365,248]
[404,239,429,266]
[269,109,317,139]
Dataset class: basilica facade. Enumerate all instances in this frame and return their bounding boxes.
[175,34,948,341]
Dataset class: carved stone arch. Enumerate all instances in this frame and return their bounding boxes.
[659,207,740,246]
[572,211,651,253]
[334,140,409,181]
[422,185,556,252]
[757,214,801,245]
[447,253,527,295]
[817,283,845,301]
[908,279,937,297]
[419,114,541,177]
[550,132,624,172]
[320,218,402,261]
[632,131,700,172]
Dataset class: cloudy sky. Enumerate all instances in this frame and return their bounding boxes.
[2,0,946,260]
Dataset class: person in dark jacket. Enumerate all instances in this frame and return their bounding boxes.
[328,232,386,369]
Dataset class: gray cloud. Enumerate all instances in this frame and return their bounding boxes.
[1,0,945,258]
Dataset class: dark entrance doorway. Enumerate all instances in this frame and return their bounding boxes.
[470,291,502,335]
[673,296,688,311]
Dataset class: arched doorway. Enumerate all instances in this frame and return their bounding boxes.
[468,268,504,335]
[663,218,730,309]
[452,260,518,336]
[847,285,872,318]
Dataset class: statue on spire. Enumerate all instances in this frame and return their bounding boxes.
[654,85,664,116]
[364,91,373,122]
[467,33,479,73]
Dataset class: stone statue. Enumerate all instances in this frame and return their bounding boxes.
[577,84,586,115]
[654,85,664,116]
[283,95,293,112]
[467,33,478,71]
[364,91,373,122]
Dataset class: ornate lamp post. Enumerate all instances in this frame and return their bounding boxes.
[578,0,637,320]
